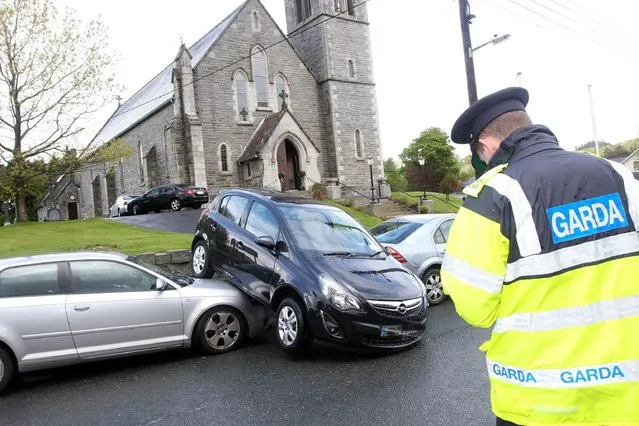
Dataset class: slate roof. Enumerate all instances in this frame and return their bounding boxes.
[237,110,287,163]
[90,3,245,147]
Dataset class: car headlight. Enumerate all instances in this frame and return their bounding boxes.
[319,275,364,313]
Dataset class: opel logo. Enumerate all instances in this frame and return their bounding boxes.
[397,303,407,314]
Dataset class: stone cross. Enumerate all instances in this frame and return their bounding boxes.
[115,95,122,107]
[279,89,289,109]
[240,107,248,121]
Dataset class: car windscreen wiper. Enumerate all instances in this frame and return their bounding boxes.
[323,251,353,257]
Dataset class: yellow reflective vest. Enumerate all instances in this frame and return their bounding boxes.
[441,127,639,425]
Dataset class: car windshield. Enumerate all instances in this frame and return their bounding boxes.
[278,204,383,256]
[369,221,424,244]
[126,256,194,287]
[124,195,140,200]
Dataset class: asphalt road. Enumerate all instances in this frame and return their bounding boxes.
[113,208,204,235]
[0,301,494,426]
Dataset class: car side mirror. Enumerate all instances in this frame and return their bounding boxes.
[155,278,168,291]
[275,240,288,253]
[255,235,276,250]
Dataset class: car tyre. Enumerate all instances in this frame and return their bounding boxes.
[195,306,247,354]
[423,268,445,306]
[117,208,121,218]
[132,205,141,215]
[276,298,313,355]
[0,346,16,395]
[170,199,182,211]
[193,203,201,209]
[191,240,214,279]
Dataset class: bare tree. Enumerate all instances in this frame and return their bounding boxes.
[0,0,121,220]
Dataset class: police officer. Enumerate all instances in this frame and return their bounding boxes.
[441,87,639,425]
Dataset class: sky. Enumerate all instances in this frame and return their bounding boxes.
[55,0,639,163]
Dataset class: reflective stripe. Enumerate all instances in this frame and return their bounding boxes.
[606,159,639,231]
[505,232,639,283]
[494,294,639,333]
[487,359,639,388]
[442,252,503,294]
[486,174,542,257]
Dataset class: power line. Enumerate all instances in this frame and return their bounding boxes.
[504,0,639,63]
[111,0,371,120]
[562,0,639,40]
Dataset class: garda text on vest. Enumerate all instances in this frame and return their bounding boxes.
[546,192,629,244]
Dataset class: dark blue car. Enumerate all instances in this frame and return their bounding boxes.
[190,189,428,355]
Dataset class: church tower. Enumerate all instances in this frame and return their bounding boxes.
[284,0,383,195]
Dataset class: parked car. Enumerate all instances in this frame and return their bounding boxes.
[368,214,456,306]
[190,189,428,355]
[109,194,141,217]
[0,251,267,394]
[128,184,209,214]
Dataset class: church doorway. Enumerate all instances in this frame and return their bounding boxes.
[68,202,79,220]
[276,139,301,192]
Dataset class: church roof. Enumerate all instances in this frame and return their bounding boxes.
[238,110,287,163]
[90,3,245,147]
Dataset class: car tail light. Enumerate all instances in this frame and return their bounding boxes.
[123,202,128,206]
[185,189,195,195]
[386,246,407,263]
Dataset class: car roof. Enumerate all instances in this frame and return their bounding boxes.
[0,251,129,269]
[217,188,337,208]
[377,213,456,224]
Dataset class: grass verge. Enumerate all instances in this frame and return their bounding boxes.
[391,192,462,214]
[321,199,382,229]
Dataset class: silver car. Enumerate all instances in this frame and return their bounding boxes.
[109,195,141,217]
[0,251,267,394]
[369,214,456,306]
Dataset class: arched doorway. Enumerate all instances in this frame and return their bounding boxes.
[276,139,301,191]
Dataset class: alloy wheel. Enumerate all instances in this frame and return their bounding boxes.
[192,245,206,274]
[171,200,181,211]
[425,271,444,304]
[0,357,4,383]
[278,306,298,346]
[203,311,241,351]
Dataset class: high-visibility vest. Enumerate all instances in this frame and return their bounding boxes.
[441,140,639,424]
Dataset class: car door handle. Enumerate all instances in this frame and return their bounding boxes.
[237,241,245,248]
[73,305,90,312]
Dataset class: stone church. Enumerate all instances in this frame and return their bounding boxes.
[67,0,384,219]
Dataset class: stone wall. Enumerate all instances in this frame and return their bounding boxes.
[134,249,192,277]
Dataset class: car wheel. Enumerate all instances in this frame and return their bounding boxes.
[423,268,445,306]
[117,208,121,218]
[132,205,141,215]
[193,203,201,209]
[191,241,214,278]
[0,346,16,394]
[276,298,313,355]
[195,307,247,354]
[170,199,182,211]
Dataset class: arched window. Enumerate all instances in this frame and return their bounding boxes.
[137,140,145,182]
[296,0,311,23]
[355,129,363,158]
[251,11,261,32]
[234,70,248,122]
[252,46,269,108]
[220,144,229,172]
[275,74,289,111]
[334,0,341,12]
[348,60,356,78]
[347,0,355,16]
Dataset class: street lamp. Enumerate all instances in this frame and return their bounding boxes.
[471,33,511,53]
[367,157,375,203]
[418,158,426,197]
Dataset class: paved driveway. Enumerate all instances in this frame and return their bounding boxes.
[0,301,494,425]
[112,208,204,235]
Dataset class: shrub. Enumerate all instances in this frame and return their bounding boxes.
[419,205,429,214]
[311,183,327,200]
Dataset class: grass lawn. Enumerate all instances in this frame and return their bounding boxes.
[322,199,382,229]
[0,219,192,259]
[391,191,463,213]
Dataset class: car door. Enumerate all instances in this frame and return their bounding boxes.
[141,187,161,211]
[433,218,454,258]
[65,259,184,359]
[157,186,174,210]
[213,195,250,277]
[227,200,280,304]
[0,262,78,369]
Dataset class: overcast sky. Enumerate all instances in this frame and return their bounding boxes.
[57,0,639,162]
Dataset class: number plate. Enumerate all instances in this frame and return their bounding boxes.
[380,325,405,337]
[196,190,204,195]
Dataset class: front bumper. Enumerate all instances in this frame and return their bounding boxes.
[309,299,429,350]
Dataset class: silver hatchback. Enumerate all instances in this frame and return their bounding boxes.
[369,214,456,306]
[0,252,267,394]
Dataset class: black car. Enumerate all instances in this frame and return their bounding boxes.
[128,184,209,214]
[190,189,428,355]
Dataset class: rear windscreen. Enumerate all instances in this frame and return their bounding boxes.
[369,221,423,244]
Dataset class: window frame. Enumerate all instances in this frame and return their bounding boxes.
[244,200,281,242]
[0,262,64,298]
[234,70,249,123]
[251,46,270,109]
[354,129,364,159]
[220,143,229,173]
[67,260,161,295]
[220,195,250,227]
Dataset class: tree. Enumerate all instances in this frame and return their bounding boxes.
[383,158,407,191]
[575,140,611,153]
[440,173,461,200]
[399,127,460,191]
[458,155,474,182]
[0,0,121,221]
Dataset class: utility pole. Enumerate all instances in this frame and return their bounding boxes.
[516,72,523,86]
[588,84,600,156]
[458,0,478,105]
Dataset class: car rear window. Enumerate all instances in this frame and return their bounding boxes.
[369,221,423,244]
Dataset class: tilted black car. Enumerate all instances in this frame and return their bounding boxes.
[190,189,428,355]
[128,184,209,214]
